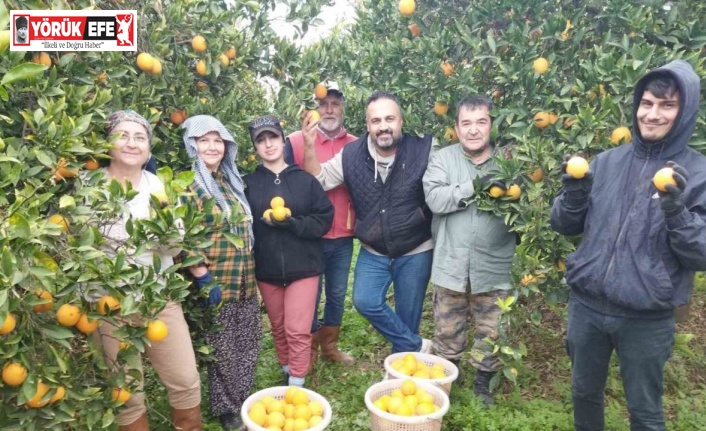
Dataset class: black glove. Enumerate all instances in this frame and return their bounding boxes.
[261,213,293,228]
[193,272,222,306]
[561,154,593,206]
[659,161,688,218]
[480,174,506,191]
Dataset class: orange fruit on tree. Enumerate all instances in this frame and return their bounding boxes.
[0,313,16,335]
[533,57,549,74]
[548,113,559,125]
[566,156,590,179]
[146,319,168,342]
[49,386,66,404]
[32,52,52,67]
[398,0,416,16]
[528,168,544,183]
[48,214,69,232]
[26,381,51,408]
[611,126,632,145]
[150,58,162,75]
[136,53,154,72]
[57,304,81,326]
[54,157,78,180]
[270,196,285,208]
[33,291,54,312]
[488,186,505,198]
[444,127,457,142]
[314,83,328,99]
[533,112,551,129]
[224,46,237,60]
[440,61,455,77]
[191,35,207,52]
[2,362,28,386]
[83,158,100,170]
[505,184,521,200]
[111,387,131,403]
[491,89,502,99]
[76,314,100,334]
[433,102,448,116]
[653,167,677,192]
[195,60,208,76]
[408,23,421,37]
[217,54,229,68]
[98,295,120,315]
[170,109,187,125]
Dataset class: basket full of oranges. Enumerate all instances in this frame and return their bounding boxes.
[241,386,332,431]
[364,378,450,431]
[384,352,458,394]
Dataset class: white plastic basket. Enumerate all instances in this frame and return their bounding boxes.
[241,386,332,431]
[384,352,459,394]
[364,379,450,431]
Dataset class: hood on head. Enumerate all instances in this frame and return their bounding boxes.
[632,59,700,156]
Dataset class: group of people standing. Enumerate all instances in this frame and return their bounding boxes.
[96,59,705,431]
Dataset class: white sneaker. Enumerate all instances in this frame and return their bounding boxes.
[419,338,432,354]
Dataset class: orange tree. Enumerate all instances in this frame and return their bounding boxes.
[273,0,706,383]
[0,0,332,428]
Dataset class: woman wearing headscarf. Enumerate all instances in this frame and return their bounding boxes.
[181,115,260,431]
[97,110,202,431]
[244,115,333,387]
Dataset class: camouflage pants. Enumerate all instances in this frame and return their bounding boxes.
[432,285,508,372]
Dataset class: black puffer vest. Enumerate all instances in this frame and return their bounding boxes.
[342,133,433,257]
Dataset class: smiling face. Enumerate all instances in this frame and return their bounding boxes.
[195,131,225,172]
[366,98,403,151]
[455,105,492,156]
[108,121,151,169]
[316,94,345,134]
[637,90,680,143]
[253,131,284,163]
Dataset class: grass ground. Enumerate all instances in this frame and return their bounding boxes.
[143,245,706,430]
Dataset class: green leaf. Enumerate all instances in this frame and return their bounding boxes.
[0,63,47,86]
[59,195,76,209]
[224,232,245,249]
[41,325,76,340]
[71,114,93,136]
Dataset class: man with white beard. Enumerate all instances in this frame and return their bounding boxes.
[285,81,358,366]
[298,91,436,355]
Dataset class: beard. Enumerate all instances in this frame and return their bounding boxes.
[319,117,342,134]
[373,130,400,149]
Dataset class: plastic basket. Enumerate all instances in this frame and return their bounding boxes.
[384,352,459,394]
[364,379,450,431]
[241,386,332,431]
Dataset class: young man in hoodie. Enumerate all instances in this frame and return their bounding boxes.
[284,82,357,366]
[551,60,706,430]
[299,91,435,355]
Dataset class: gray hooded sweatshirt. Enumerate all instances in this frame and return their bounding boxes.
[551,59,706,319]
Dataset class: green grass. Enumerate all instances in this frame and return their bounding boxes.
[141,246,706,430]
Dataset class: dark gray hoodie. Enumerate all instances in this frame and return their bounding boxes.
[551,59,706,319]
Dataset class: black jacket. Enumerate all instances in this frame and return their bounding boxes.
[342,133,433,257]
[244,164,333,285]
[551,60,706,318]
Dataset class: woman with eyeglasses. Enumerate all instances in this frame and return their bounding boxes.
[95,110,202,430]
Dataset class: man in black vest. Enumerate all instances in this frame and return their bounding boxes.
[299,91,435,354]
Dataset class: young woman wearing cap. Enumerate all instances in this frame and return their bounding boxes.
[97,110,202,431]
[244,115,333,387]
[180,115,261,431]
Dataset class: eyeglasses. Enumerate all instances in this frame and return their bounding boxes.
[116,133,149,144]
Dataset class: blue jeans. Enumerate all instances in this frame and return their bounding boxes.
[311,237,354,332]
[566,297,675,431]
[352,247,432,353]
